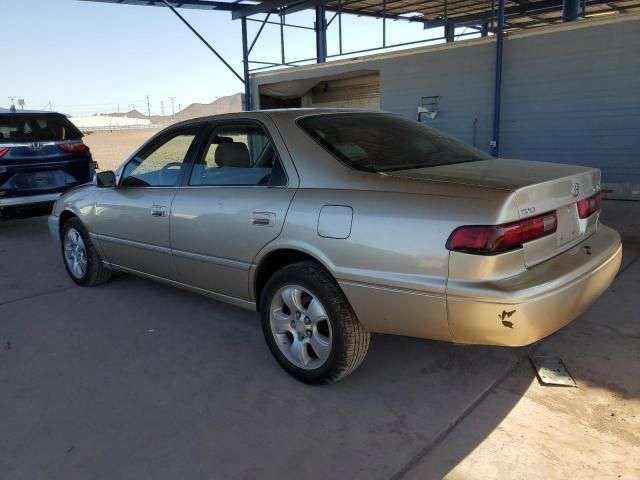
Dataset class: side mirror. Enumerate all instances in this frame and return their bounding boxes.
[96,170,116,188]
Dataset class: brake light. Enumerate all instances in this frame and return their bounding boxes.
[0,147,9,158]
[446,211,558,254]
[577,192,601,218]
[59,143,88,153]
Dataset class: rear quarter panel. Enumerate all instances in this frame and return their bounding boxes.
[257,187,511,341]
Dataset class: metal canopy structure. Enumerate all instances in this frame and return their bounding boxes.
[78,0,640,155]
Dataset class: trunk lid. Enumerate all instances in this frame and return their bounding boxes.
[387,158,601,267]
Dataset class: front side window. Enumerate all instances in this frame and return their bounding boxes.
[189,123,286,187]
[298,113,490,172]
[121,130,197,187]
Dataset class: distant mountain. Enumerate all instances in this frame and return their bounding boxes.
[101,93,245,125]
[168,93,244,122]
[103,109,147,120]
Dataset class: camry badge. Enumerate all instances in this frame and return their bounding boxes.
[571,182,580,197]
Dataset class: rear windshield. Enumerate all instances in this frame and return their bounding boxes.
[298,113,489,172]
[0,113,82,142]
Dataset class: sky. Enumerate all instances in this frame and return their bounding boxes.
[3,0,458,116]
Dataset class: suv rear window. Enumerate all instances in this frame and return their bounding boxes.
[298,113,489,172]
[0,113,82,142]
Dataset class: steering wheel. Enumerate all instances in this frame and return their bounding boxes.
[159,162,183,185]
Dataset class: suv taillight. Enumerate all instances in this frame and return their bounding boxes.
[577,192,601,218]
[446,211,558,254]
[0,147,9,158]
[59,143,88,153]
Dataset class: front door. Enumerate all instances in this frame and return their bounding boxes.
[91,127,200,280]
[171,119,297,300]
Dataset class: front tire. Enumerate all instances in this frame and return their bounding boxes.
[61,217,112,286]
[260,261,370,385]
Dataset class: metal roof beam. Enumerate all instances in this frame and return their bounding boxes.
[232,0,306,18]
[326,5,437,24]
[77,0,240,11]
[284,0,322,15]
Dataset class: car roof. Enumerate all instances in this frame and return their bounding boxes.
[0,108,63,115]
[167,108,387,130]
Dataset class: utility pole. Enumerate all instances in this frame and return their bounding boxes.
[145,95,151,121]
[168,97,176,116]
[160,101,165,117]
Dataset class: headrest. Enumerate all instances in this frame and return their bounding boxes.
[214,135,233,144]
[215,142,250,168]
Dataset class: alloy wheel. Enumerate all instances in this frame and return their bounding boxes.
[64,227,88,280]
[269,284,333,370]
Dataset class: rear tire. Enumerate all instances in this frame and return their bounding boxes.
[61,217,112,286]
[260,261,370,385]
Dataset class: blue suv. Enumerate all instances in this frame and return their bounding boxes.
[0,108,95,214]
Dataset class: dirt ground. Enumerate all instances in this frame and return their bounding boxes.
[1,201,638,479]
[83,128,160,171]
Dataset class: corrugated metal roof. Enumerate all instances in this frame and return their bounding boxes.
[322,0,640,29]
[78,0,640,30]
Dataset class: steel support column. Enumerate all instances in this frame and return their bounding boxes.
[480,19,489,36]
[315,2,327,62]
[490,0,505,157]
[444,21,455,42]
[562,0,582,20]
[241,17,251,110]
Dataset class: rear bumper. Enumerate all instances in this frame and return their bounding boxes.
[446,225,622,346]
[0,192,61,207]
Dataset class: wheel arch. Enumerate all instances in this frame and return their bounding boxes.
[251,245,336,310]
[58,209,79,236]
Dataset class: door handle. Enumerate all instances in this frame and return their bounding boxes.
[251,211,275,226]
[150,205,167,217]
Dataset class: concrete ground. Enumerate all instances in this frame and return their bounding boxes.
[1,200,638,480]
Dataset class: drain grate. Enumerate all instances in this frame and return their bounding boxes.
[530,356,577,387]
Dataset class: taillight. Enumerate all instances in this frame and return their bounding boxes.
[446,211,558,254]
[59,143,88,153]
[577,192,601,218]
[0,147,9,158]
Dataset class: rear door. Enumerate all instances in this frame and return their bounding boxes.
[91,126,201,280]
[170,118,298,301]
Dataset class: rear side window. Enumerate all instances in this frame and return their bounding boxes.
[0,114,82,142]
[298,113,489,172]
[0,113,82,142]
[189,123,286,187]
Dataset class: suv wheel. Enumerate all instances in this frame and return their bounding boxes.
[261,261,370,384]
[61,217,112,286]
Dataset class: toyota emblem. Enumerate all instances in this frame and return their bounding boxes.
[571,182,581,197]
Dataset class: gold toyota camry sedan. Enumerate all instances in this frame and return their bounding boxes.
[49,110,622,384]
